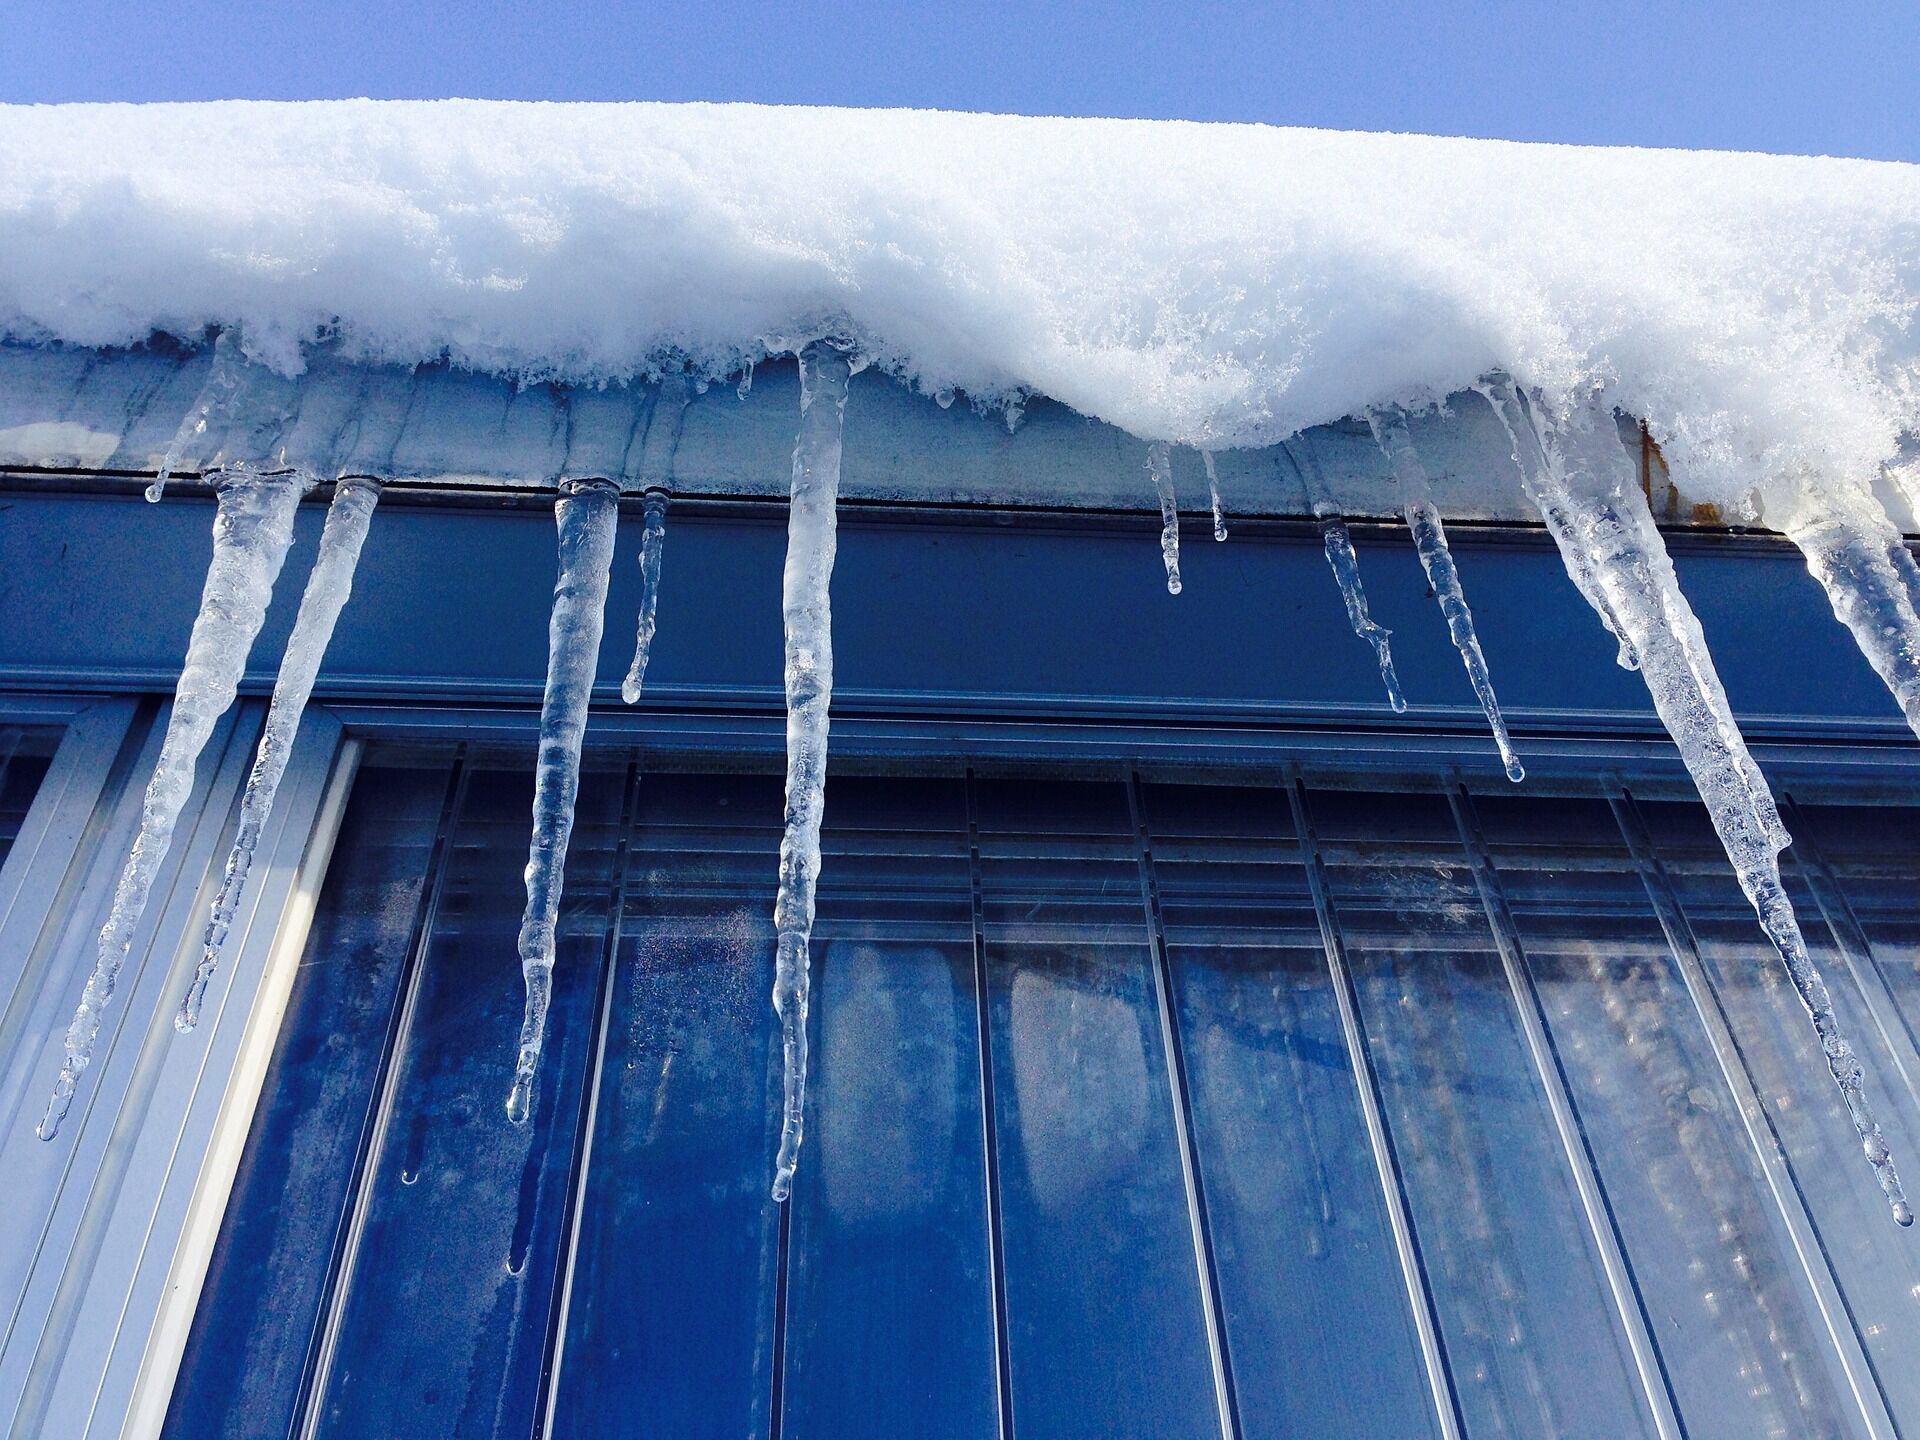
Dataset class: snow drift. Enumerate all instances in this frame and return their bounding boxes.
[1,100,1917,513]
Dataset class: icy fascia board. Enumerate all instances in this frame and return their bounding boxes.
[0,342,1536,520]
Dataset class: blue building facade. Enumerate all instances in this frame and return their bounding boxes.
[1,354,1918,1440]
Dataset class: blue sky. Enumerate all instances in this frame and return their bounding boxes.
[6,0,1918,162]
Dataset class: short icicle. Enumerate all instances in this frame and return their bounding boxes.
[178,477,382,1031]
[1148,441,1182,594]
[150,329,251,503]
[620,488,670,703]
[1200,449,1228,541]
[1368,408,1524,780]
[1282,436,1406,712]
[506,476,620,1125]
[771,341,853,1202]
[40,467,308,1139]
[1484,379,1911,1225]
[1761,469,1920,743]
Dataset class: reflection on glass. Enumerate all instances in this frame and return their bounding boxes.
[552,771,784,1440]
[164,762,451,1440]
[976,776,1221,1440]
[1642,797,1920,1435]
[1476,791,1858,1440]
[168,757,1920,1440]
[781,775,998,1440]
[312,766,620,1440]
[1321,788,1656,1440]
[1147,779,1443,1440]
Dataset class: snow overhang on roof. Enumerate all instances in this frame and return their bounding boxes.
[0,100,1915,526]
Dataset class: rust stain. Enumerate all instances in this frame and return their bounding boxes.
[1636,421,1722,524]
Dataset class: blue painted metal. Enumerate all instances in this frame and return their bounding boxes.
[0,488,1910,742]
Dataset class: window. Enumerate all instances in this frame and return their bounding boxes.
[167,749,1920,1440]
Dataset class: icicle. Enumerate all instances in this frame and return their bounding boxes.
[771,341,852,1202]
[149,329,250,503]
[1484,379,1910,1225]
[1147,441,1182,594]
[620,489,669,703]
[40,467,307,1139]
[1367,410,1522,776]
[1540,481,1640,671]
[1761,470,1920,743]
[1282,436,1406,712]
[177,477,382,1032]
[1200,449,1228,541]
[506,476,620,1125]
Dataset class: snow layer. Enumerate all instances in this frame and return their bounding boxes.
[2,101,1917,511]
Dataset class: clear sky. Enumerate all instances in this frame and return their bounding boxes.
[5,0,1918,163]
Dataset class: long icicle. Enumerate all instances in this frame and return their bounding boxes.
[1762,469,1920,742]
[1369,408,1524,780]
[1200,449,1228,541]
[1282,436,1406,711]
[1147,441,1182,594]
[177,476,382,1031]
[771,341,852,1202]
[41,467,308,1139]
[506,476,620,1124]
[620,488,669,703]
[149,329,250,503]
[1483,379,1910,1225]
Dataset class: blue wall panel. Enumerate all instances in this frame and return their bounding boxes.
[0,489,1906,737]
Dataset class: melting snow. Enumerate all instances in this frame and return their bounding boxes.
[0,100,1916,516]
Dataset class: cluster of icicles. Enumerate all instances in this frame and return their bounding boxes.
[32,336,1920,1229]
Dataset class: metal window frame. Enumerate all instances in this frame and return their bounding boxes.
[0,693,356,1440]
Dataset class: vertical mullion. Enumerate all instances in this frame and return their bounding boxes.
[1609,786,1898,1440]
[962,769,1014,1440]
[1126,772,1240,1440]
[1286,774,1464,1440]
[532,758,642,1439]
[767,1152,794,1440]
[1445,781,1685,1440]
[289,749,471,1440]
[1778,793,1920,1117]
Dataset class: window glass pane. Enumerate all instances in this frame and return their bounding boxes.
[1146,780,1443,1440]
[549,770,784,1438]
[1639,796,1920,1434]
[310,764,623,1440]
[164,760,452,1440]
[1792,799,1920,1069]
[1474,791,1862,1440]
[780,775,998,1440]
[1316,787,1658,1440]
[973,776,1222,1440]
